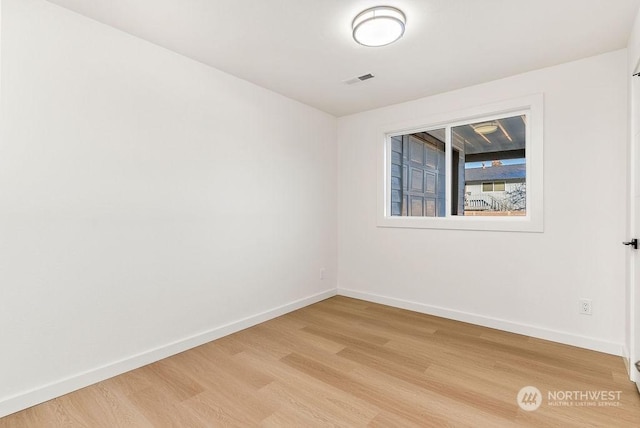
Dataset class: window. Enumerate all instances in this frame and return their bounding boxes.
[482,182,506,192]
[378,94,543,232]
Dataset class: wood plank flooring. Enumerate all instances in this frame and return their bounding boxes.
[1,296,638,427]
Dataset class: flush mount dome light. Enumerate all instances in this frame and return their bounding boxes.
[352,6,406,47]
[472,122,499,135]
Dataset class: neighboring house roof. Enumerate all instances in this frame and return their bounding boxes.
[465,164,526,182]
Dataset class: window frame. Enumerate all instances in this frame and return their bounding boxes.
[376,94,543,233]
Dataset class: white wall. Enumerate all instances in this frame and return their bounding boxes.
[0,0,336,416]
[338,49,629,355]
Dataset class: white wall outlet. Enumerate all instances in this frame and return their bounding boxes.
[579,298,592,315]
[320,268,326,280]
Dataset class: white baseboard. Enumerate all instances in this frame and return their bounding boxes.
[338,288,624,356]
[0,288,337,419]
[623,346,631,378]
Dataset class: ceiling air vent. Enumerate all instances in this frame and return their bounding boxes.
[344,73,375,85]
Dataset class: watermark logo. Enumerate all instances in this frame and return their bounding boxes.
[516,386,623,411]
[517,386,542,411]
[547,390,623,408]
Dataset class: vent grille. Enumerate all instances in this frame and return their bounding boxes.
[344,73,375,85]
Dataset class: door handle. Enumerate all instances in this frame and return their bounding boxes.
[623,238,638,250]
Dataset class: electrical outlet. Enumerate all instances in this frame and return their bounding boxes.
[579,298,592,315]
[320,268,326,280]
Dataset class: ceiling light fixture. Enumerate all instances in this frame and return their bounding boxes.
[472,122,499,135]
[352,6,406,47]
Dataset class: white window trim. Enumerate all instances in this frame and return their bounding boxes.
[376,94,544,233]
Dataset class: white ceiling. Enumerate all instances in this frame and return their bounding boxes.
[45,0,640,117]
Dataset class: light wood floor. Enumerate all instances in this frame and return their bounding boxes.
[1,296,639,427]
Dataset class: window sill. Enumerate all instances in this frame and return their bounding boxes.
[376,214,543,233]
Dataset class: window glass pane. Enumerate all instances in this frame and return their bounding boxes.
[390,129,446,217]
[453,115,526,216]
